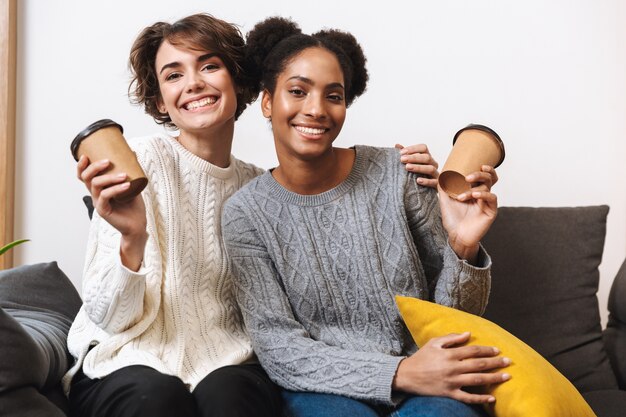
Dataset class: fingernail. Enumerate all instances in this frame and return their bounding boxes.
[416,177,424,184]
[456,193,466,200]
[117,173,127,179]
[120,182,130,189]
[502,357,511,365]
[405,164,413,170]
[400,155,408,162]
[502,373,511,381]
[400,149,408,155]
[488,396,496,403]
[493,347,500,354]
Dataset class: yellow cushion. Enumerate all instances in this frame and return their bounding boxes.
[395,295,596,417]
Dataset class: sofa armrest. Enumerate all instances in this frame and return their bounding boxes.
[604,257,626,389]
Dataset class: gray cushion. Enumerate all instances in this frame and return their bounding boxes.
[604,257,626,389]
[0,261,81,318]
[0,262,81,416]
[481,206,618,393]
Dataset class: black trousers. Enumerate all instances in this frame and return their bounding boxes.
[69,363,282,417]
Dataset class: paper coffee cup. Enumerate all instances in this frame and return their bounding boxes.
[439,124,504,198]
[71,119,148,203]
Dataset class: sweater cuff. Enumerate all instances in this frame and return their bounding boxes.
[100,263,146,297]
[112,241,149,287]
[117,259,149,276]
[447,243,491,314]
[460,243,491,270]
[375,355,406,406]
[445,242,491,271]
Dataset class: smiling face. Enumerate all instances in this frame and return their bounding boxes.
[262,47,347,161]
[155,40,238,139]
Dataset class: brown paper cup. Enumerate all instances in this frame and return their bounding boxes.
[71,119,148,203]
[439,124,504,198]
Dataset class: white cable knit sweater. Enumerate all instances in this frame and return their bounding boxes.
[63,133,263,393]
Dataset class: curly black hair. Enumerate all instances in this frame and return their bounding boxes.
[245,17,368,107]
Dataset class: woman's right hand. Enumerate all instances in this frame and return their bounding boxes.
[77,155,147,270]
[395,143,440,188]
[392,332,511,404]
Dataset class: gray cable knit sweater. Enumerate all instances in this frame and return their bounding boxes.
[222,145,491,405]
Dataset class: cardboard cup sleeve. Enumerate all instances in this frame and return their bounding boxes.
[439,124,504,198]
[71,119,148,203]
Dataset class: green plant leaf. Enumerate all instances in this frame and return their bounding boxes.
[0,239,30,256]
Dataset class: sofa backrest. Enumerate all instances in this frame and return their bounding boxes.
[481,206,618,393]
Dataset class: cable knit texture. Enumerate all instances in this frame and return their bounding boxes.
[63,133,263,393]
[222,145,491,405]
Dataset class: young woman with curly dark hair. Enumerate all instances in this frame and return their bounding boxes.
[223,17,506,417]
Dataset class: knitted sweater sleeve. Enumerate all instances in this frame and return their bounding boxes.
[223,199,403,406]
[80,206,148,334]
[403,175,491,315]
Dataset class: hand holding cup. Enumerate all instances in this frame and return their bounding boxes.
[439,124,504,199]
[71,119,148,203]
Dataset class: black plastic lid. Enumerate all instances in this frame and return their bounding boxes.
[70,119,124,161]
[452,123,505,168]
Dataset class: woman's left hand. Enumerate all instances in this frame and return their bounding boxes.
[396,143,439,188]
[439,165,499,264]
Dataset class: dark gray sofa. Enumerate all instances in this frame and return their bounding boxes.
[481,206,626,417]
[0,206,624,416]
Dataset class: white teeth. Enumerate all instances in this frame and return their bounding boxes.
[185,97,217,110]
[295,126,326,135]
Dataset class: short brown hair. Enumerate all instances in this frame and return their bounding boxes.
[129,13,256,127]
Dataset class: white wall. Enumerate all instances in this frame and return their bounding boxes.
[14,0,626,326]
